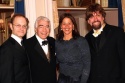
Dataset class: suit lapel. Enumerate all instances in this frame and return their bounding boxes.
[34,42,48,61]
[33,36,54,62]
[98,31,106,50]
[88,24,111,53]
[9,37,25,53]
[48,43,53,61]
[89,31,98,51]
[98,24,111,51]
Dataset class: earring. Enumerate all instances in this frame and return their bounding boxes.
[73,26,74,30]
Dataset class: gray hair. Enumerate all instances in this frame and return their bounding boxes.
[34,16,51,29]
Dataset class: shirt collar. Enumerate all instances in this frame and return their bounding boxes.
[11,34,22,45]
[35,34,47,45]
[93,23,105,33]
[92,23,106,37]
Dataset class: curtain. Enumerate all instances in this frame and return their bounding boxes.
[14,0,25,15]
[117,0,124,28]
[121,0,125,31]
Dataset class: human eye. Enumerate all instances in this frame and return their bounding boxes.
[96,14,102,17]
[16,24,21,28]
[46,25,49,28]
[38,25,44,28]
[68,22,72,25]
[62,23,66,25]
[22,25,27,28]
[89,16,94,19]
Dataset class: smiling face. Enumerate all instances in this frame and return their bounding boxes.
[61,17,74,37]
[87,11,104,30]
[10,16,27,39]
[35,20,50,40]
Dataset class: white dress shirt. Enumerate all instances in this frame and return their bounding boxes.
[36,35,48,55]
[93,23,106,37]
[11,34,22,46]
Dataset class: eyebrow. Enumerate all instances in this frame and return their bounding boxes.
[38,25,44,26]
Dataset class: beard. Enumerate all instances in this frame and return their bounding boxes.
[92,21,101,30]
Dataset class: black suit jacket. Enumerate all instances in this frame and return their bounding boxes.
[0,37,30,83]
[24,35,56,83]
[85,24,125,83]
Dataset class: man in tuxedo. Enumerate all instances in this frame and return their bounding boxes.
[0,14,30,83]
[85,3,125,83]
[24,16,56,83]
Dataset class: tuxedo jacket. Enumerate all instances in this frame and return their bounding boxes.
[85,24,125,83]
[24,35,56,83]
[0,37,30,83]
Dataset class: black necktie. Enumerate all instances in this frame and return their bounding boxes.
[21,40,24,48]
[42,40,48,46]
[21,40,23,46]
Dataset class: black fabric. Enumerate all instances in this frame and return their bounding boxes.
[21,40,25,49]
[23,36,56,83]
[85,24,125,83]
[0,37,31,83]
[21,40,24,46]
[93,35,101,52]
[58,73,81,83]
[42,40,48,46]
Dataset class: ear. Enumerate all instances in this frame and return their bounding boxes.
[103,17,105,21]
[34,27,37,33]
[73,25,74,30]
[87,20,90,24]
[61,27,62,30]
[9,23,13,30]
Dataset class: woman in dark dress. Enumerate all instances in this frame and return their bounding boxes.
[55,13,91,83]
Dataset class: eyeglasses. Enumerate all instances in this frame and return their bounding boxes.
[13,24,27,28]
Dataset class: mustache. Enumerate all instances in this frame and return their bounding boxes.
[92,21,100,24]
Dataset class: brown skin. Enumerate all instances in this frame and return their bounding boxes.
[61,17,74,40]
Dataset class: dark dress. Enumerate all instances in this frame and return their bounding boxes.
[55,36,91,83]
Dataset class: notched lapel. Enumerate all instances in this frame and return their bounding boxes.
[48,44,53,60]
[90,31,97,52]
[98,25,111,51]
[15,42,25,53]
[10,37,25,53]
[90,30,107,53]
[34,42,48,61]
[98,32,107,51]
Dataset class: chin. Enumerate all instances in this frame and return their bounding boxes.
[41,36,47,39]
[92,25,101,30]
[19,34,25,37]
[94,27,101,30]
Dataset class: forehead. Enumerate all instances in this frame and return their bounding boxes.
[38,20,49,25]
[13,16,26,23]
[62,17,72,22]
[92,11,101,15]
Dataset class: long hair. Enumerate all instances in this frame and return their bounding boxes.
[56,13,80,41]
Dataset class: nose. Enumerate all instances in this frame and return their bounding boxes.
[65,24,70,27]
[43,27,47,31]
[94,16,98,21]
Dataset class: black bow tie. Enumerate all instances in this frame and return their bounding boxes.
[42,40,48,46]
